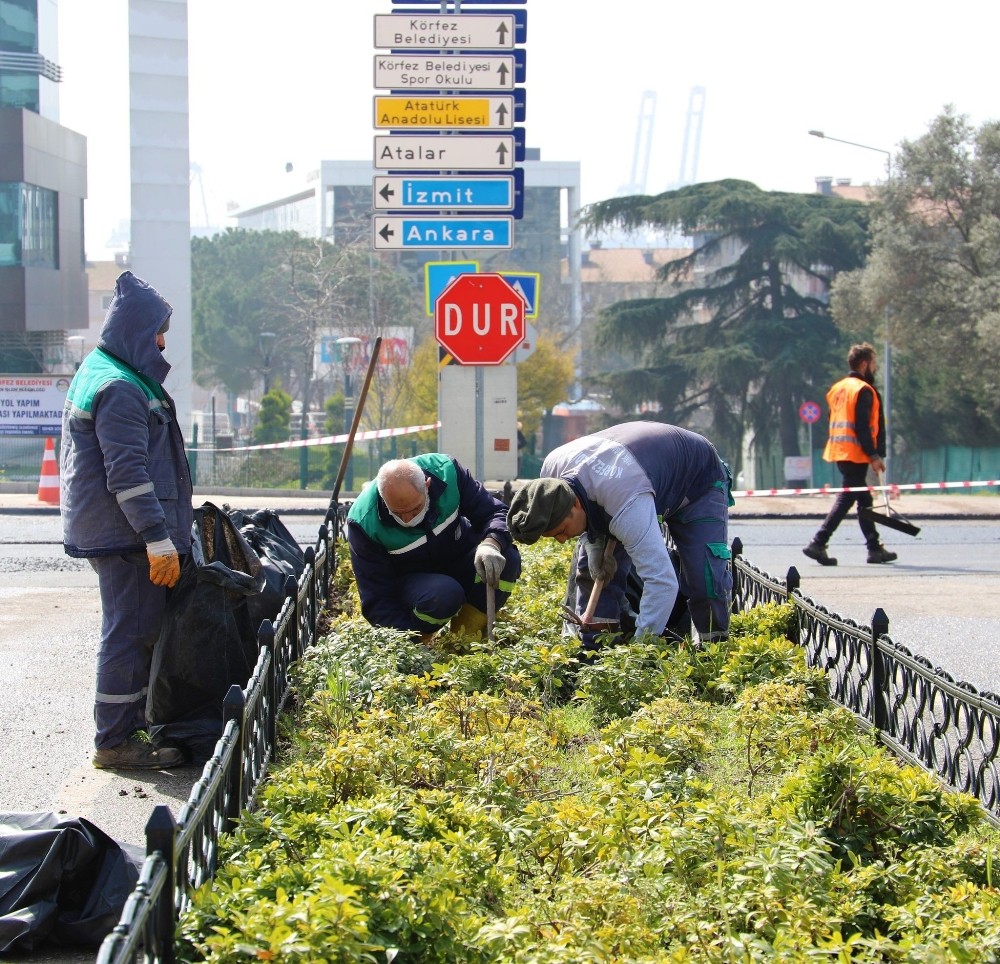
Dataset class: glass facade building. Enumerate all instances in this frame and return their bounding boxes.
[0,0,87,367]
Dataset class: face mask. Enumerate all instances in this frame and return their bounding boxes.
[389,491,429,528]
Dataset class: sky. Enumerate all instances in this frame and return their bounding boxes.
[56,1,1000,262]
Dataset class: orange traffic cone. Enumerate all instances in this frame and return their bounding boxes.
[37,437,60,505]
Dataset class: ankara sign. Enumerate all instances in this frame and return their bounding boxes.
[434,272,525,365]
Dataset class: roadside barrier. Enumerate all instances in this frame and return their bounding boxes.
[732,478,999,499]
[732,540,1000,827]
[96,517,1000,962]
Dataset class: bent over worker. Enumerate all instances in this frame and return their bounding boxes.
[61,271,191,770]
[507,421,733,646]
[346,454,521,639]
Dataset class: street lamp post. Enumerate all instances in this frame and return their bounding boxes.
[258,331,276,395]
[809,129,894,475]
[335,336,363,492]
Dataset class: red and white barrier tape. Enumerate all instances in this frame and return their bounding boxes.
[192,422,441,453]
[733,479,999,499]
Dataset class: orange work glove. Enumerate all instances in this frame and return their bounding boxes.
[146,538,180,588]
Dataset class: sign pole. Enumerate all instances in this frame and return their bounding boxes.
[475,366,484,481]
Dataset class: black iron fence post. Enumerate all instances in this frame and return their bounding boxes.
[223,684,245,822]
[258,617,277,749]
[785,566,801,646]
[145,805,177,964]
[304,545,316,659]
[871,608,890,732]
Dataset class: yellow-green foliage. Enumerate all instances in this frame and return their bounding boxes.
[178,543,1000,963]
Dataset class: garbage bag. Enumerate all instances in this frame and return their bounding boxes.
[147,502,266,762]
[0,812,142,953]
[224,505,306,630]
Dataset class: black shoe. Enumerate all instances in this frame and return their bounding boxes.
[93,736,185,770]
[803,542,837,566]
[867,546,898,564]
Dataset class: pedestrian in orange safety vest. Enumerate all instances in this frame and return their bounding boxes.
[802,342,898,566]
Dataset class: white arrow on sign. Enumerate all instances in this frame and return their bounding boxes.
[374,135,515,170]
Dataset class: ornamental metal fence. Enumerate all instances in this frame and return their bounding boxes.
[732,537,1000,827]
[94,525,1000,962]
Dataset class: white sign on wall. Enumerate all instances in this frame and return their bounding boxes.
[0,374,70,436]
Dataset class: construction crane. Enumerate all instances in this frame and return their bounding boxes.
[677,86,706,186]
[618,90,657,196]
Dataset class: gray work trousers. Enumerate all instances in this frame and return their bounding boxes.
[88,552,165,750]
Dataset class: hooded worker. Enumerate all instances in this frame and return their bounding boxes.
[61,271,192,770]
[346,454,521,640]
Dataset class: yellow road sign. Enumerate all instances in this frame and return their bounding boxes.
[374,95,514,131]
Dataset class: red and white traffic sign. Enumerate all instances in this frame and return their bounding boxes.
[434,272,525,365]
[799,400,822,424]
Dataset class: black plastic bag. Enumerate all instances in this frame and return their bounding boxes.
[0,812,141,953]
[224,505,306,630]
[147,502,265,762]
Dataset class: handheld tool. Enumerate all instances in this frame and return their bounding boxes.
[859,470,921,537]
[561,537,618,628]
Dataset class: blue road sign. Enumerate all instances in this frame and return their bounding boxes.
[424,260,479,315]
[499,271,539,319]
[374,175,514,211]
[373,216,513,250]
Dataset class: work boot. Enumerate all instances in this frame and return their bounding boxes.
[803,541,837,566]
[450,603,488,637]
[867,545,898,564]
[92,736,185,770]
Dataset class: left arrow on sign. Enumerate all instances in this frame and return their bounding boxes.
[379,223,395,243]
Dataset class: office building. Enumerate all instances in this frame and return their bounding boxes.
[0,0,87,372]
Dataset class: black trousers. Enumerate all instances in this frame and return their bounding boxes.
[815,460,880,548]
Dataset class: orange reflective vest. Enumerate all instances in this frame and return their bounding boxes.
[822,376,879,463]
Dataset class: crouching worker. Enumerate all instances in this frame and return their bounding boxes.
[507,421,733,649]
[346,455,521,640]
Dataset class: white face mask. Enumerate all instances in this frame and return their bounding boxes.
[388,490,430,528]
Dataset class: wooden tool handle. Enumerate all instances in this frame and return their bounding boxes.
[581,538,617,624]
[486,583,496,642]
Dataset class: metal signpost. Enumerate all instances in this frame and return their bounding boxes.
[799,399,822,489]
[374,1,529,479]
[434,273,525,478]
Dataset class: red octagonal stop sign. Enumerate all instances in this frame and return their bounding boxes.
[434,272,526,365]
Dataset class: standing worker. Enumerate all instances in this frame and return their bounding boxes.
[803,341,897,566]
[507,421,733,647]
[61,271,191,769]
[346,455,521,639]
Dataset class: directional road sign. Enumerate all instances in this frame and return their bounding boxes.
[374,134,516,170]
[424,261,479,315]
[373,52,523,91]
[374,175,515,211]
[373,216,513,250]
[374,95,515,131]
[434,273,525,365]
[374,14,516,50]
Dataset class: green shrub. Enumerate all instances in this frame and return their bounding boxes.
[177,543,1000,962]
